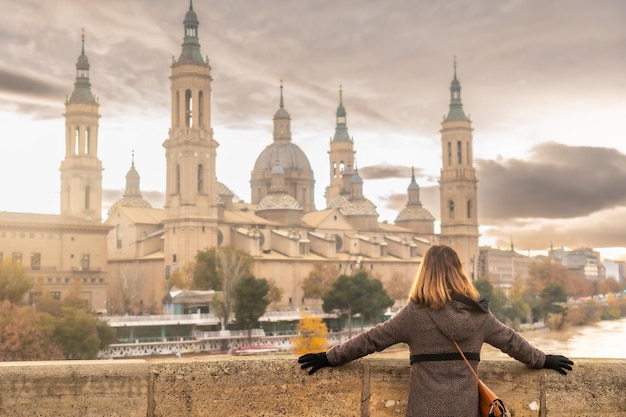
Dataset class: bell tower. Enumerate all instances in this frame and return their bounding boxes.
[60,30,103,222]
[325,86,355,206]
[163,0,219,268]
[439,60,479,278]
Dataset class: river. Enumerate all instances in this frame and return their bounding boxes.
[481,316,626,359]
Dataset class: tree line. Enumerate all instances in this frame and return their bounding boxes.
[0,260,115,361]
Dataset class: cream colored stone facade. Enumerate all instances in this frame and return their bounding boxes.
[1,3,479,314]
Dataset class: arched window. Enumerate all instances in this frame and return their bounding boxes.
[198,91,204,127]
[197,164,204,193]
[176,165,181,194]
[84,186,90,209]
[340,161,345,173]
[447,142,452,165]
[333,162,337,177]
[185,89,193,127]
[449,200,455,219]
[85,128,90,154]
[75,127,80,155]
[175,91,180,127]
[457,141,462,164]
[467,200,472,219]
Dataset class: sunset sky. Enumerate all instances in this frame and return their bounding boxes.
[1,0,625,260]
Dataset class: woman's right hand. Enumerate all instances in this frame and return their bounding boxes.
[543,354,574,375]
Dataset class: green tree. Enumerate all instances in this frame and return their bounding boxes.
[323,270,393,334]
[192,248,221,290]
[353,274,394,328]
[473,279,508,320]
[0,260,33,304]
[233,276,270,339]
[301,263,339,300]
[194,248,256,330]
[535,282,568,324]
[53,308,102,359]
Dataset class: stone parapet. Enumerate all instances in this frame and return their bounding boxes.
[0,356,624,416]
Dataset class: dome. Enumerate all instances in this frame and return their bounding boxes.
[256,193,302,211]
[395,206,435,222]
[217,181,234,196]
[328,195,378,216]
[274,106,290,120]
[253,142,312,174]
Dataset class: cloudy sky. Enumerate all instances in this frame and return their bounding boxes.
[1,0,626,260]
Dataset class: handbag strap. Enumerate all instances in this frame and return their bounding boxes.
[452,339,481,384]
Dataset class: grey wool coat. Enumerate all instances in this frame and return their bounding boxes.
[326,294,546,417]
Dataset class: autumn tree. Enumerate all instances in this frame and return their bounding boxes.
[233,276,270,338]
[383,271,413,304]
[168,260,195,290]
[0,260,33,304]
[301,263,339,300]
[292,313,329,354]
[194,247,255,330]
[0,300,63,361]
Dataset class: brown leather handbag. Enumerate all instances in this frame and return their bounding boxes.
[453,340,508,417]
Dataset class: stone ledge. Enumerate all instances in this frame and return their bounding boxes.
[0,357,624,416]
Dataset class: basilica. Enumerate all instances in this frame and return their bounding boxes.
[0,2,479,314]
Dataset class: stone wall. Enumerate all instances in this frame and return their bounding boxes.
[1,356,625,416]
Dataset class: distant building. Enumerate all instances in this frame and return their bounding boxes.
[602,259,625,283]
[549,247,605,281]
[478,246,535,294]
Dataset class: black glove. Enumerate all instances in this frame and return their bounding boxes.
[543,354,574,375]
[298,352,331,375]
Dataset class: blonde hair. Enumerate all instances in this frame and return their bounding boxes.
[409,244,479,309]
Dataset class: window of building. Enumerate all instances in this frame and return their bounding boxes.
[85,186,90,209]
[447,142,452,165]
[172,254,177,264]
[198,164,204,193]
[85,128,90,154]
[176,165,181,194]
[198,91,204,127]
[467,200,472,219]
[75,127,80,155]
[31,253,41,270]
[449,201,455,219]
[185,89,193,127]
[457,141,462,164]
[116,225,122,249]
[51,292,61,300]
[80,254,90,271]
[175,91,180,127]
[12,252,22,263]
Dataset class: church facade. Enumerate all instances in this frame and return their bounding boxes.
[0,2,479,315]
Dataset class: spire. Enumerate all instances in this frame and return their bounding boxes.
[273,79,290,120]
[177,0,205,64]
[332,85,351,142]
[444,56,469,122]
[69,29,95,103]
[407,166,421,206]
[124,151,142,199]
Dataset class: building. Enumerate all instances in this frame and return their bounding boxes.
[1,2,480,315]
[478,246,535,294]
[0,33,111,311]
[549,247,606,281]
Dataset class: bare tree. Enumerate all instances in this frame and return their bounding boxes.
[117,263,145,315]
